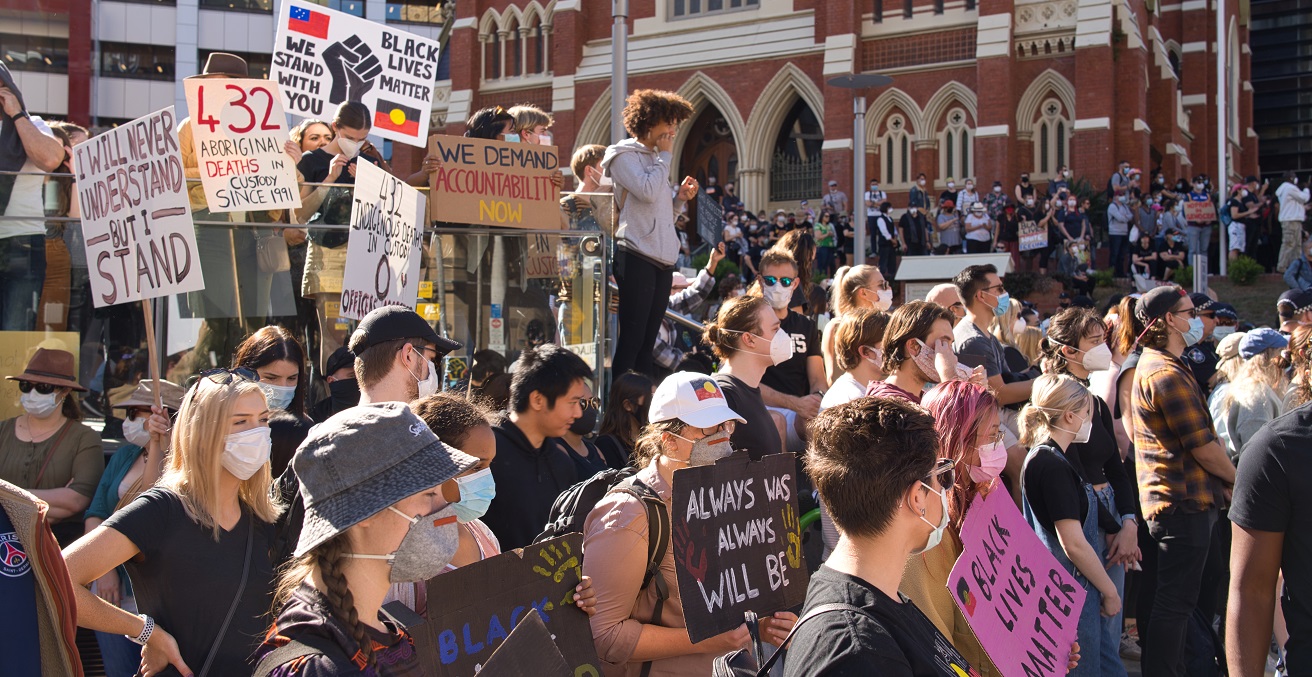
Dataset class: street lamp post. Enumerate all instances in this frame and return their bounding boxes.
[611,0,629,145]
[828,74,893,266]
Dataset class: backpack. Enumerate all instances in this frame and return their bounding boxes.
[1219,200,1233,228]
[712,603,873,677]
[534,467,670,675]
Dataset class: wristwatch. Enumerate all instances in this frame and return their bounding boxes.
[127,614,155,646]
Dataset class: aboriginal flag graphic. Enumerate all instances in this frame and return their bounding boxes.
[375,100,421,137]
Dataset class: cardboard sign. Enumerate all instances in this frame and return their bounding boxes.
[339,160,425,320]
[183,78,301,212]
[271,0,439,147]
[671,451,810,644]
[478,610,573,677]
[72,107,205,307]
[1184,200,1218,223]
[696,191,724,246]
[427,134,561,228]
[525,232,562,280]
[422,533,600,676]
[949,490,1086,677]
[1018,217,1048,252]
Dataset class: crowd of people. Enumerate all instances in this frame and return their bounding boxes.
[3,59,1312,677]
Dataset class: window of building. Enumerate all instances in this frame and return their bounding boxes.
[939,108,972,182]
[1034,98,1069,176]
[305,0,363,17]
[873,0,883,22]
[386,0,444,24]
[480,8,552,82]
[198,50,272,79]
[0,34,68,73]
[198,0,272,12]
[881,114,911,188]
[770,98,822,201]
[671,0,759,19]
[101,42,175,81]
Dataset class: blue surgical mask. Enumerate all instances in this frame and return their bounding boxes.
[451,468,495,523]
[991,291,1011,317]
[1178,316,1205,347]
[1212,326,1236,341]
[257,382,296,411]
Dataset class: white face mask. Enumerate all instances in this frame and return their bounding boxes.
[20,391,61,418]
[874,288,893,311]
[122,418,153,448]
[222,426,271,480]
[1053,412,1093,445]
[409,347,440,399]
[1077,343,1113,372]
[763,283,793,310]
[336,136,363,159]
[863,346,883,370]
[915,481,950,554]
[947,182,956,190]
[1012,318,1027,336]
[736,328,793,365]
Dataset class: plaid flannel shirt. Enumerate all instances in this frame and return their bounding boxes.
[1129,347,1224,519]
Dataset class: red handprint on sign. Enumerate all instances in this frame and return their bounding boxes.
[673,520,708,582]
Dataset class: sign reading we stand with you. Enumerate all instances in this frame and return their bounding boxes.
[271,0,439,147]
[427,135,561,228]
[72,107,205,307]
[183,78,301,212]
[949,489,1086,677]
[671,449,809,643]
[339,160,426,321]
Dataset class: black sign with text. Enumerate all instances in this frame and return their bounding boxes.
[671,452,809,643]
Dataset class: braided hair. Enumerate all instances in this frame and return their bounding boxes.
[272,534,377,670]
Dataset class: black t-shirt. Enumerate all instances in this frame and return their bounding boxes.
[1022,442,1089,533]
[103,487,277,677]
[0,505,40,675]
[1225,197,1246,223]
[1066,395,1136,517]
[1231,403,1312,675]
[762,312,820,397]
[297,149,357,226]
[1184,340,1220,399]
[782,566,974,677]
[998,213,1019,242]
[1131,241,1157,265]
[714,373,783,460]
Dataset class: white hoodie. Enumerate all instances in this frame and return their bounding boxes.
[600,139,687,267]
[1276,180,1310,223]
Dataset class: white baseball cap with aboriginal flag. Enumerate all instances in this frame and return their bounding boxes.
[649,372,747,429]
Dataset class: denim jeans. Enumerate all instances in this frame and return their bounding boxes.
[1144,508,1217,677]
[1109,235,1129,277]
[95,630,141,677]
[0,234,45,330]
[1186,225,1212,263]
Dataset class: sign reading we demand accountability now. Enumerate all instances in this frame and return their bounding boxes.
[271,0,439,147]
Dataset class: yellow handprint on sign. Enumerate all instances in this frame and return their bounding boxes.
[533,539,581,583]
[781,504,802,569]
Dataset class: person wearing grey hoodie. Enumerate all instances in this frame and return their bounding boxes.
[601,89,700,378]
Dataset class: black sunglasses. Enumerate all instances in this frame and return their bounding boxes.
[17,381,56,395]
[762,275,797,288]
[199,367,260,386]
[924,457,956,489]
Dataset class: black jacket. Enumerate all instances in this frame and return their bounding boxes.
[481,417,578,550]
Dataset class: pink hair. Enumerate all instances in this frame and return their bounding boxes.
[921,380,998,533]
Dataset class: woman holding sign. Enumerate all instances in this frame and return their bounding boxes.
[1019,374,1123,677]
[583,371,796,676]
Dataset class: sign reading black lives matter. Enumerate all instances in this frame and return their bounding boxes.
[271,0,439,147]
[671,452,809,643]
[339,159,425,321]
[72,107,205,307]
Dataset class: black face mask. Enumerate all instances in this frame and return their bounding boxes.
[328,378,361,408]
[570,405,598,436]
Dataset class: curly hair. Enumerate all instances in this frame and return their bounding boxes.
[622,90,694,140]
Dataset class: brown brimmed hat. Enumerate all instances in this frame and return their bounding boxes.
[188,52,248,79]
[111,379,186,412]
[6,348,86,392]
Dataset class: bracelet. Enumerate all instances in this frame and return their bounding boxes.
[12,110,29,121]
[127,614,155,646]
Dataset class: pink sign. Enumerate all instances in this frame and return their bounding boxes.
[948,489,1086,677]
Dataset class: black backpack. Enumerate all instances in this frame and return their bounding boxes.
[712,603,873,677]
[534,467,670,676]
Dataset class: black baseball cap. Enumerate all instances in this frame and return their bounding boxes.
[1137,285,1190,323]
[324,346,356,376]
[1188,292,1215,313]
[348,306,462,356]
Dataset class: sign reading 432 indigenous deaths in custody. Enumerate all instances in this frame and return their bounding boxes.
[271,0,439,147]
[949,489,1086,677]
[183,78,301,212]
[672,451,809,644]
[339,159,426,321]
[427,135,561,228]
[72,107,205,308]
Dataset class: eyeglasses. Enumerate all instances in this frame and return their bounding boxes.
[762,276,797,288]
[981,429,1006,445]
[570,397,601,411]
[923,457,956,489]
[686,421,737,437]
[17,381,55,395]
[1171,308,1199,319]
[199,367,259,386]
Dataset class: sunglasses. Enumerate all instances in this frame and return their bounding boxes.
[1171,308,1199,320]
[924,457,956,489]
[17,381,56,395]
[762,276,797,288]
[124,407,152,421]
[571,396,601,411]
[199,367,259,386]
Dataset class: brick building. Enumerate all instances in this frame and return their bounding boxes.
[400,0,1257,212]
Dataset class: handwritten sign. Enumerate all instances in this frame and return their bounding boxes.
[525,232,562,280]
[271,0,439,147]
[671,452,809,644]
[478,610,573,677]
[422,533,599,677]
[696,191,724,246]
[1184,200,1218,223]
[1018,217,1048,252]
[949,490,1086,677]
[183,78,301,212]
[339,159,425,320]
[72,107,205,307]
[427,134,561,228]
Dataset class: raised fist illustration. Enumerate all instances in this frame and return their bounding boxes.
[323,35,382,103]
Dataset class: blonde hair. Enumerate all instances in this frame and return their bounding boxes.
[834,309,891,372]
[1218,348,1290,415]
[1014,327,1044,367]
[509,104,553,133]
[1018,374,1091,447]
[833,265,881,317]
[628,419,686,468]
[989,300,1022,347]
[163,379,282,540]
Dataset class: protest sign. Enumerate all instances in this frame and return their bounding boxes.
[72,107,205,308]
[339,159,425,320]
[271,0,439,147]
[1018,217,1048,252]
[183,78,301,212]
[1184,200,1218,223]
[949,489,1086,677]
[671,451,809,644]
[478,610,573,677]
[696,191,724,246]
[525,232,562,279]
[427,134,561,228]
[422,533,599,677]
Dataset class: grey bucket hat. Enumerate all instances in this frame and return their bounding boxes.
[293,402,479,557]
